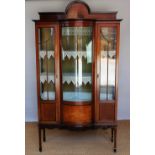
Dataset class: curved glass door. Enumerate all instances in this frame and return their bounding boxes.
[38,28,55,100]
[61,26,93,102]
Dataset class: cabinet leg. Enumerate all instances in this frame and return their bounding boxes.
[43,128,46,142]
[111,128,114,142]
[113,127,117,152]
[38,126,42,152]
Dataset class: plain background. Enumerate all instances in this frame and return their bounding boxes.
[25,0,130,122]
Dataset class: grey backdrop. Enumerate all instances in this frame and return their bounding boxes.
[25,0,130,122]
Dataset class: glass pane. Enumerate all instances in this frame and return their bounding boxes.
[38,28,55,100]
[100,27,116,100]
[62,27,92,102]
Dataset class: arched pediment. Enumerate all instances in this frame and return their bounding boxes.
[65,0,91,19]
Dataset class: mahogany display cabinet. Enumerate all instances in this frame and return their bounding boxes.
[33,0,122,152]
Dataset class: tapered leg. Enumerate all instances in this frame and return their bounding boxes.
[43,128,46,142]
[111,128,114,142]
[38,126,42,152]
[113,127,117,152]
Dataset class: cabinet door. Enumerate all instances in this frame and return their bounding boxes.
[36,23,60,122]
[95,23,120,122]
[61,22,93,104]
[38,27,56,101]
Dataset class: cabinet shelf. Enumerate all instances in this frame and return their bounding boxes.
[40,72,55,83]
[40,50,54,59]
[100,93,114,101]
[62,51,90,60]
[63,73,91,85]
[63,91,92,102]
[41,91,55,100]
[101,50,116,58]
[41,91,95,102]
[40,72,92,85]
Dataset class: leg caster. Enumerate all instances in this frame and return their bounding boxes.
[38,126,42,152]
[111,128,114,142]
[43,128,46,142]
[113,127,117,153]
[39,147,42,152]
[113,148,117,152]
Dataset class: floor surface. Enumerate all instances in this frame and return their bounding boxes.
[25,120,130,155]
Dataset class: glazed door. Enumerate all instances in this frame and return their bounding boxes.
[61,21,94,125]
[61,22,93,103]
[95,23,120,122]
[36,23,60,122]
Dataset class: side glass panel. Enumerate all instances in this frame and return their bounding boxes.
[38,28,55,100]
[100,27,116,101]
[62,27,93,102]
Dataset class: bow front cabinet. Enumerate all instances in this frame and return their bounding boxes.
[33,0,122,152]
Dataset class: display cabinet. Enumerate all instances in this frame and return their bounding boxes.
[33,0,121,152]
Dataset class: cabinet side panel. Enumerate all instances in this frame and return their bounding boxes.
[99,103,115,121]
[40,103,56,121]
[115,24,120,121]
[35,24,41,121]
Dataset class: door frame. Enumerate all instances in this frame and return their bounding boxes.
[94,22,120,122]
[35,22,61,122]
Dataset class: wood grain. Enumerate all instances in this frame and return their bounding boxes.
[63,105,92,124]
